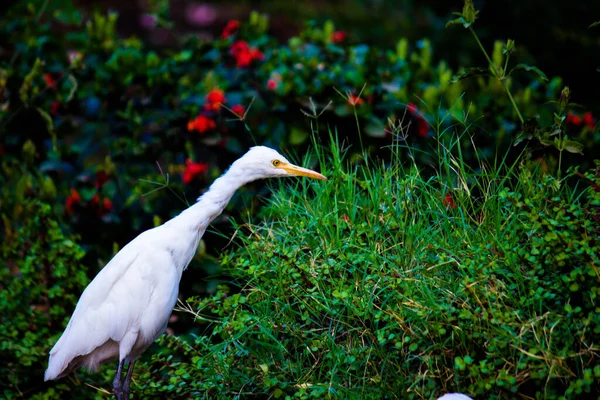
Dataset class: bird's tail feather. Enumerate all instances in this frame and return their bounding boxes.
[44,353,67,381]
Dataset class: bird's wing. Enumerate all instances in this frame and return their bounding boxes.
[45,242,144,380]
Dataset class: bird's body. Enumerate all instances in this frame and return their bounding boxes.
[44,223,195,380]
[44,146,326,398]
[437,394,473,400]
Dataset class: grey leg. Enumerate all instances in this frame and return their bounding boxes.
[122,360,136,399]
[113,360,125,400]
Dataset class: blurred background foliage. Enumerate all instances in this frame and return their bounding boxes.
[1,0,599,398]
[4,0,596,104]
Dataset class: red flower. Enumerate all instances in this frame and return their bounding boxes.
[443,192,457,209]
[205,88,226,111]
[236,51,253,68]
[183,159,209,184]
[566,111,595,129]
[221,20,240,38]
[250,48,264,61]
[95,171,109,188]
[65,188,81,214]
[267,79,278,91]
[566,112,582,126]
[416,119,429,138]
[50,101,60,115]
[90,193,113,216]
[407,103,429,137]
[331,31,347,43]
[230,40,264,68]
[348,95,363,106]
[231,104,245,117]
[102,197,113,212]
[43,73,57,89]
[231,40,249,55]
[206,88,225,105]
[583,112,595,129]
[187,115,217,134]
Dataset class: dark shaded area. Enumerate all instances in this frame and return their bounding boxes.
[53,0,600,108]
[461,0,600,107]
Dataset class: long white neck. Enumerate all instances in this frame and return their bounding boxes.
[165,162,259,233]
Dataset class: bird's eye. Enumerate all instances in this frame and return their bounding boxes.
[272,160,281,167]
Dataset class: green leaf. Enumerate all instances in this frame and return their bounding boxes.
[53,9,83,26]
[449,67,493,83]
[174,50,192,63]
[589,21,600,28]
[66,74,78,102]
[559,86,571,110]
[509,64,549,82]
[513,131,533,146]
[289,128,309,145]
[365,116,387,138]
[324,20,335,42]
[563,140,584,154]
[446,16,468,29]
[334,104,351,117]
[461,0,479,26]
[36,107,58,153]
[569,282,580,291]
[502,39,515,55]
[36,107,54,135]
[446,1,479,28]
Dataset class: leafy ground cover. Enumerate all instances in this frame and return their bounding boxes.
[129,136,600,399]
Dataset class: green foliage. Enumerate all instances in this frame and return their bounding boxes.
[136,140,600,399]
[446,0,591,166]
[1,1,597,272]
[0,201,109,399]
[0,141,112,398]
[1,2,599,399]
[446,0,479,29]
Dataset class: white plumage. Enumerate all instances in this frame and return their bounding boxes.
[437,393,473,400]
[44,146,326,399]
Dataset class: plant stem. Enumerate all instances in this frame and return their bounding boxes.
[558,150,563,179]
[353,108,364,154]
[469,27,524,125]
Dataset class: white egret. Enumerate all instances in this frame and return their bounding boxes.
[437,393,473,400]
[44,146,326,399]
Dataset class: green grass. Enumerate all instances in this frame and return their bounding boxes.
[137,130,600,399]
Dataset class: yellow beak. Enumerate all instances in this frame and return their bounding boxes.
[279,163,327,181]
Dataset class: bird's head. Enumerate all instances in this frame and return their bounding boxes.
[233,146,327,181]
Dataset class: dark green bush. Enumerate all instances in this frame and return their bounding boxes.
[2,2,594,264]
[134,146,600,399]
[1,2,597,311]
[0,200,109,399]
